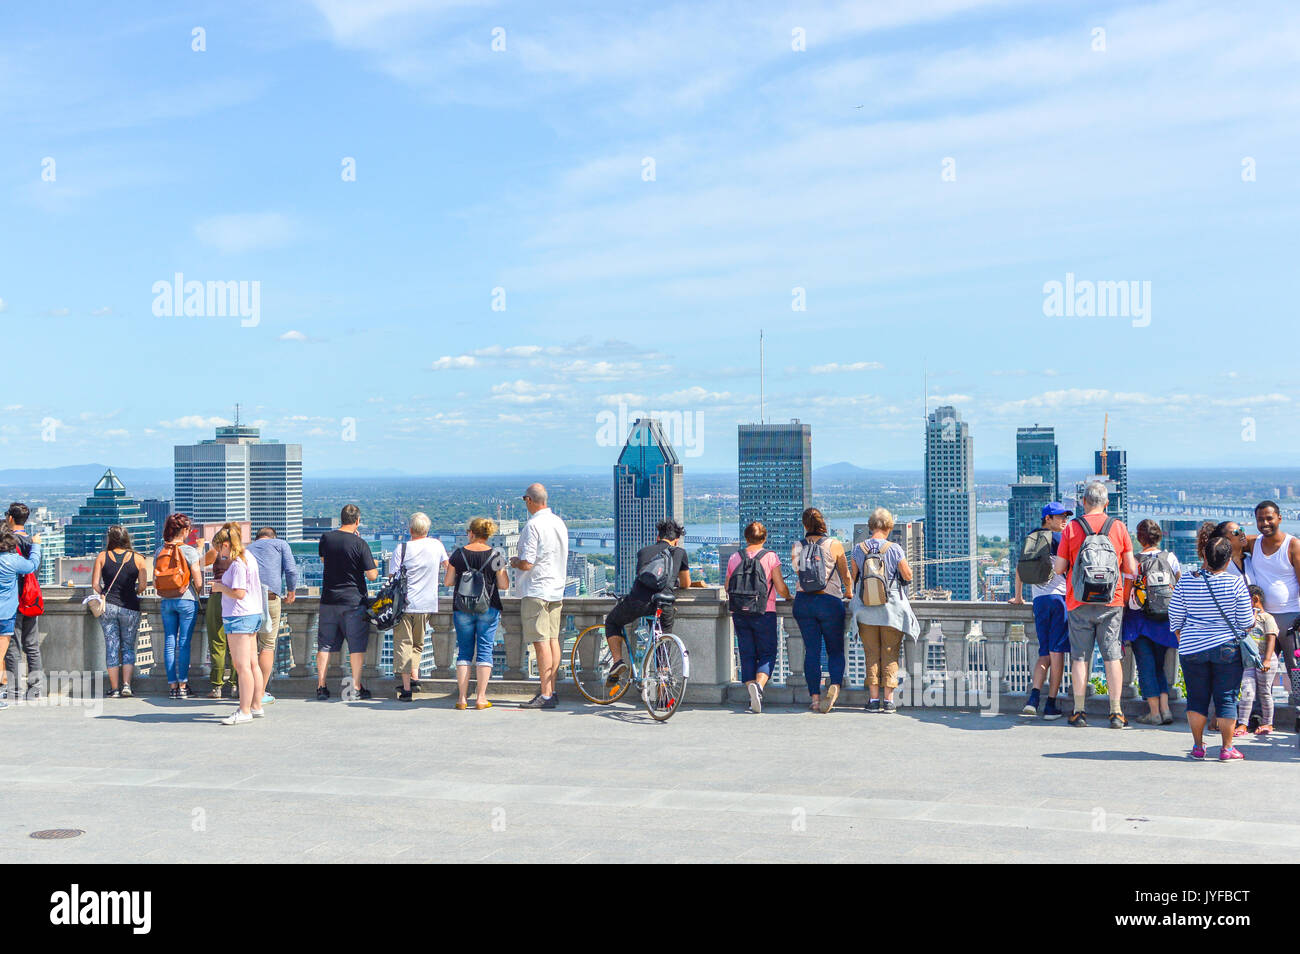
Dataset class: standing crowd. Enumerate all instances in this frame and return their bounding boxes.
[2,479,1297,757]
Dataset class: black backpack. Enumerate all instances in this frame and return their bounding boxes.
[453,548,503,615]
[1017,529,1055,585]
[365,542,408,628]
[727,548,772,615]
[635,544,676,593]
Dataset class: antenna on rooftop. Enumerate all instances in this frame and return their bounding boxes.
[1101,412,1109,479]
[759,329,766,425]
[234,403,241,427]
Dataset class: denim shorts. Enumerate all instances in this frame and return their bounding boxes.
[453,608,501,665]
[0,615,14,637]
[222,613,262,635]
[1032,595,1069,656]
[1180,641,1244,719]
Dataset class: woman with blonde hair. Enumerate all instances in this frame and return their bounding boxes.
[209,522,266,725]
[849,508,918,714]
[445,517,509,710]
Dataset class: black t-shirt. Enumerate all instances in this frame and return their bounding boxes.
[449,547,506,612]
[319,530,377,606]
[630,541,689,599]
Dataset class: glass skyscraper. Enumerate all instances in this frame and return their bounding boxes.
[613,417,684,595]
[174,422,303,541]
[1016,425,1058,500]
[737,420,811,583]
[924,406,976,599]
[63,470,157,557]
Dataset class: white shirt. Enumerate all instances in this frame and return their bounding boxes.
[516,507,569,602]
[394,536,448,613]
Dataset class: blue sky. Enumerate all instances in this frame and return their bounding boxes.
[2,0,1298,474]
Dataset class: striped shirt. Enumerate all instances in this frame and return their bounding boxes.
[1168,570,1252,656]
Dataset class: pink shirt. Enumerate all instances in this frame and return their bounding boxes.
[725,547,782,613]
[220,555,264,618]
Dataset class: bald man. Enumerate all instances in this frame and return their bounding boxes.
[511,483,569,708]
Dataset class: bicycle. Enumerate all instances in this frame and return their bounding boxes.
[569,593,689,721]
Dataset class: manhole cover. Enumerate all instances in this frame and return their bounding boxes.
[30,829,84,840]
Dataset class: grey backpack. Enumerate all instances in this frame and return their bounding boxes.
[1070,516,1120,604]
[454,548,503,615]
[796,537,835,592]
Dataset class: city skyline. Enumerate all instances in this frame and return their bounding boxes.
[3,1,1298,472]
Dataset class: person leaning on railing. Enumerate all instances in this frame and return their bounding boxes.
[791,507,852,714]
[0,528,41,710]
[91,525,149,699]
[848,508,918,715]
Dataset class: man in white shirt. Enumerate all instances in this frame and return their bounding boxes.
[511,483,568,709]
[392,511,448,701]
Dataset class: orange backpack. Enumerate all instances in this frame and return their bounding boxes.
[154,544,192,598]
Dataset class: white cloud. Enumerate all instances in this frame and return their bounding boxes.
[809,361,884,374]
[158,415,232,429]
[194,212,299,254]
[0,299,7,313]
[431,355,478,370]
[280,330,309,342]
[91,306,112,316]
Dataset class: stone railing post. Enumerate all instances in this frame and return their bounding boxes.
[431,609,456,677]
[941,619,967,689]
[286,603,318,678]
[1164,648,1182,700]
[982,618,1010,693]
[1121,644,1139,699]
[783,604,807,704]
[500,597,527,679]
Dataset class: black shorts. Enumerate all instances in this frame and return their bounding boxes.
[317,603,371,654]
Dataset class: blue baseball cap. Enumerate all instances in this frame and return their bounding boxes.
[1041,502,1073,518]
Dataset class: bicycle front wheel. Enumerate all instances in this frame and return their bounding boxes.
[570,624,632,705]
[641,635,688,722]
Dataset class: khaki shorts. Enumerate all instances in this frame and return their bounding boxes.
[257,593,282,654]
[392,613,431,675]
[521,597,563,642]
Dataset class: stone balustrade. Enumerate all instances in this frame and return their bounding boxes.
[15,589,1193,712]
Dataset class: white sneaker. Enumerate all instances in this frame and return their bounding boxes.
[251,708,265,719]
[746,682,762,714]
[221,711,253,726]
[120,684,133,698]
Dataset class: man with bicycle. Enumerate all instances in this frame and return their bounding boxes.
[604,520,702,682]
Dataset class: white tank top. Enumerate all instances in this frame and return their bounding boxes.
[1251,533,1300,613]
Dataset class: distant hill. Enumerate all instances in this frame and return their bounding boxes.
[814,461,872,477]
[0,464,172,488]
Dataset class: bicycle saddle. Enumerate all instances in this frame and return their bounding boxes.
[650,591,677,606]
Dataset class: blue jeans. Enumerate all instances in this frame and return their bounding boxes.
[1180,642,1244,719]
[734,612,778,683]
[453,608,500,665]
[99,603,141,668]
[160,598,199,684]
[792,592,846,696]
[1130,634,1169,700]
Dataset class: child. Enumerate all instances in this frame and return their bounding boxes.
[1235,585,1278,737]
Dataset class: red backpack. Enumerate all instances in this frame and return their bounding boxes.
[16,537,42,616]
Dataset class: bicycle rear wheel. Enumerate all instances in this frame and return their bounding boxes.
[570,624,632,704]
[641,635,687,721]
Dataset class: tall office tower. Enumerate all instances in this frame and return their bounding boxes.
[613,418,684,595]
[1094,447,1128,527]
[174,419,303,541]
[1076,471,1125,526]
[738,420,812,584]
[64,470,157,557]
[30,523,64,587]
[1008,477,1053,598]
[924,406,976,599]
[887,520,925,598]
[1016,425,1058,500]
[141,498,172,545]
[1159,518,1202,569]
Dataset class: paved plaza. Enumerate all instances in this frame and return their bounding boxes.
[2,695,1297,863]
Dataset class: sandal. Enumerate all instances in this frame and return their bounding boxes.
[822,684,841,714]
[475,700,493,710]
[1255,724,1274,735]
[808,700,821,712]
[455,702,468,710]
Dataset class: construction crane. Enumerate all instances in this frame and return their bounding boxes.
[1100,413,1109,479]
